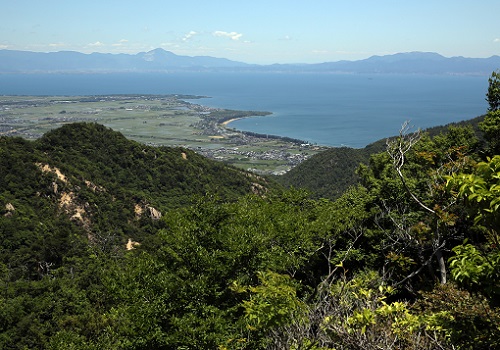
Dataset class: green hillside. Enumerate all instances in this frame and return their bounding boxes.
[274,146,370,199]
[0,122,272,278]
[34,122,271,209]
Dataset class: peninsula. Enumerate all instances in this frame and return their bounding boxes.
[0,94,326,174]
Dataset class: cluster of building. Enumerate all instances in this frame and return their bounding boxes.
[193,146,310,166]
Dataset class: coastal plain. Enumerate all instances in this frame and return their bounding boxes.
[0,95,326,174]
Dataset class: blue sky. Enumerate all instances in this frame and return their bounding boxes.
[1,0,499,64]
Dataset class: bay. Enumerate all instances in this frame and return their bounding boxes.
[0,72,488,147]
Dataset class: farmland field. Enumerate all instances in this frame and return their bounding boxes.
[0,95,325,174]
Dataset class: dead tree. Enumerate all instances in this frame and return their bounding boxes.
[386,121,447,285]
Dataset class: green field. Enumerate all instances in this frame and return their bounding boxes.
[0,95,326,173]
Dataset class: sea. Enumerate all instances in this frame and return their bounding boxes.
[0,72,488,148]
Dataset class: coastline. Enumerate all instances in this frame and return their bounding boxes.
[221,117,243,126]
[0,94,325,174]
[215,112,313,146]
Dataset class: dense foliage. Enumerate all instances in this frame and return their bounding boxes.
[277,115,485,200]
[1,73,499,349]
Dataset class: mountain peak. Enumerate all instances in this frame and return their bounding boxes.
[141,48,177,62]
[146,48,176,55]
[149,48,168,53]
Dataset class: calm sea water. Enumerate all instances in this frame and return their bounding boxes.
[0,72,488,147]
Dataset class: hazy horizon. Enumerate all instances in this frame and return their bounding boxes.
[2,1,499,65]
[2,47,499,66]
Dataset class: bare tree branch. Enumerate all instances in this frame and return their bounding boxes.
[386,121,436,214]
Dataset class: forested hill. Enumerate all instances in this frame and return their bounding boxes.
[33,122,271,208]
[276,115,486,199]
[3,121,273,209]
[0,122,272,270]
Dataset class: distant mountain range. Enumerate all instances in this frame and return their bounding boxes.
[1,48,499,75]
[0,48,250,73]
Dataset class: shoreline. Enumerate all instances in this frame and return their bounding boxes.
[217,114,313,146]
[221,117,243,126]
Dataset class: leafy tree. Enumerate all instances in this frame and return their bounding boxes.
[229,271,307,348]
[481,71,500,154]
[486,70,500,112]
[480,110,500,155]
[446,155,500,300]
[449,242,500,300]
[447,155,500,228]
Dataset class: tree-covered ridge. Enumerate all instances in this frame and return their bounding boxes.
[0,122,272,279]
[274,147,370,199]
[35,123,270,208]
[1,73,500,349]
[277,115,486,200]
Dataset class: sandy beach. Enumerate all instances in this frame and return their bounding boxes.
[221,117,243,126]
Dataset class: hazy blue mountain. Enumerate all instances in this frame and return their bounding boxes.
[307,52,500,75]
[136,48,251,69]
[244,52,500,75]
[0,49,499,74]
[0,48,251,73]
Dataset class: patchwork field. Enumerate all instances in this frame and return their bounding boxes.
[0,95,326,174]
